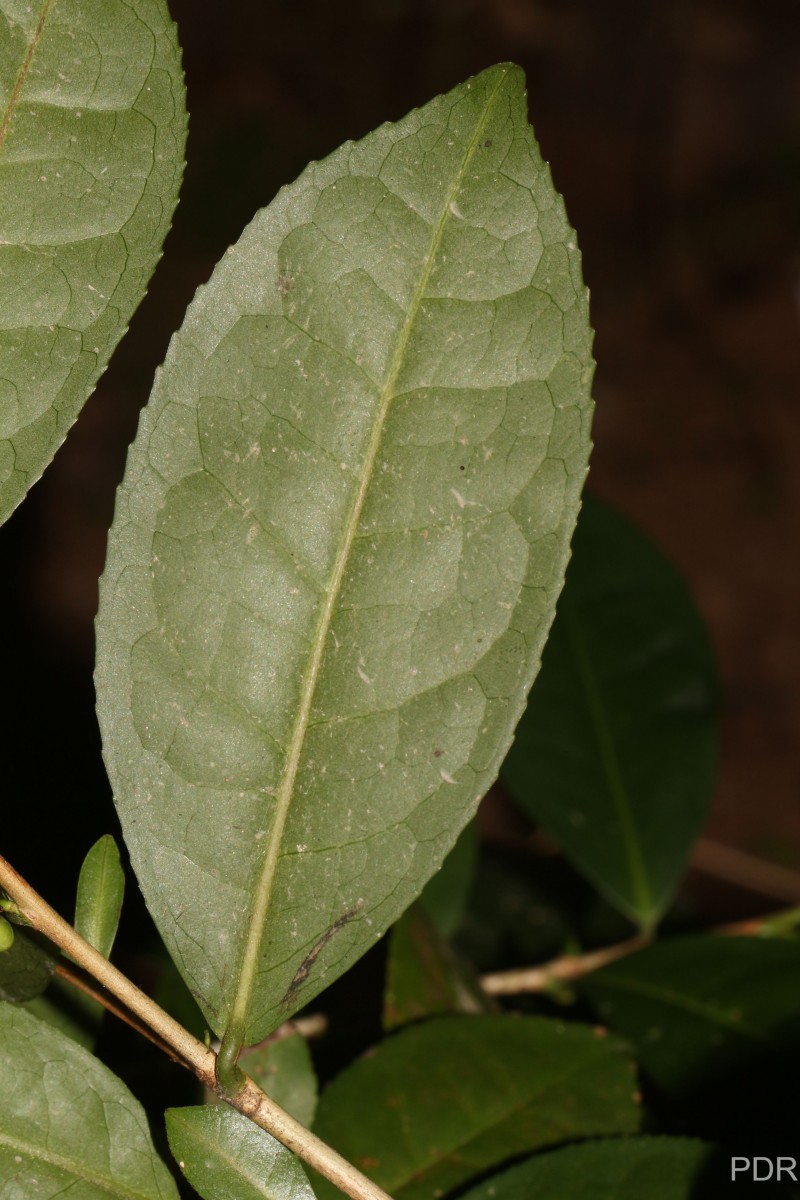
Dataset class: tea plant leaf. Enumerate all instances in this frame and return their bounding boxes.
[383,901,493,1029]
[0,0,186,522]
[502,497,717,930]
[312,1014,639,1200]
[96,63,594,1047]
[166,1107,316,1200]
[581,936,800,1142]
[75,834,125,958]
[0,1002,179,1198]
[0,927,53,1001]
[460,1138,717,1200]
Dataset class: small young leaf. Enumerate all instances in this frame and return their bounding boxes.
[0,0,187,522]
[96,62,594,1045]
[75,833,125,958]
[0,1002,178,1198]
[459,1137,719,1200]
[502,497,717,930]
[312,1014,639,1200]
[0,915,13,951]
[383,901,493,1029]
[0,927,54,1001]
[581,936,800,1143]
[238,1032,318,1128]
[166,1106,316,1200]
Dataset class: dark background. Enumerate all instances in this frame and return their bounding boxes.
[4,0,800,924]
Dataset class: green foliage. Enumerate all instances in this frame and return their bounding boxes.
[312,1015,640,1200]
[75,834,125,958]
[459,1138,718,1200]
[94,62,593,1047]
[582,935,800,1143]
[0,0,186,522]
[419,822,478,938]
[0,926,53,1000]
[0,13,784,1200]
[383,902,493,1028]
[166,1107,316,1200]
[503,496,717,930]
[0,1003,177,1198]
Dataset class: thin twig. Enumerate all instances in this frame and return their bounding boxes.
[480,936,648,996]
[54,961,185,1065]
[0,854,392,1200]
[479,904,800,997]
[692,838,800,903]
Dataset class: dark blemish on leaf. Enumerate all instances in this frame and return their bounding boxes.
[276,274,294,297]
[483,139,493,148]
[281,901,364,1006]
[459,464,465,471]
[433,749,443,757]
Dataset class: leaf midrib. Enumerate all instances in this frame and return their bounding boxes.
[0,1126,162,1200]
[222,67,512,1048]
[0,0,57,157]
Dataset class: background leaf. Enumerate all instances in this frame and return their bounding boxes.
[383,901,494,1029]
[166,1106,316,1200]
[581,936,800,1144]
[502,496,717,929]
[312,1014,640,1200]
[0,1002,178,1198]
[0,0,186,522]
[96,63,594,1045]
[23,987,97,1049]
[459,1138,720,1200]
[0,926,53,1001]
[75,834,125,958]
[419,821,477,938]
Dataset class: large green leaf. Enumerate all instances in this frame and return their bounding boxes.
[0,1002,178,1198]
[96,63,594,1046]
[502,496,717,929]
[581,936,800,1142]
[312,1014,640,1200]
[166,1107,315,1200]
[460,1138,719,1200]
[0,0,186,522]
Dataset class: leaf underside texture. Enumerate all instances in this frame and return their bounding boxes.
[0,0,186,522]
[0,1002,178,1199]
[96,63,594,1045]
